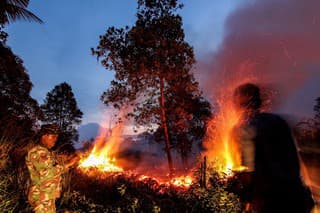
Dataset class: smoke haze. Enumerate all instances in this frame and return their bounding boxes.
[196,0,320,119]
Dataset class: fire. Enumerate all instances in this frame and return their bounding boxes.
[77,114,194,189]
[204,86,248,175]
[80,154,123,172]
[79,123,124,172]
[170,175,193,187]
[138,174,193,188]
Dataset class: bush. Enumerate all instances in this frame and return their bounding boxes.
[0,136,31,212]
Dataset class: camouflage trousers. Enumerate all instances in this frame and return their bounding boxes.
[28,198,56,213]
[28,186,56,213]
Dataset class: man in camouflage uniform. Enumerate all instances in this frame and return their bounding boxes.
[26,124,79,213]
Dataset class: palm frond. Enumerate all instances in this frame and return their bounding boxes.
[6,0,30,8]
[4,4,43,24]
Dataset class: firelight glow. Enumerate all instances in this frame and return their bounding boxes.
[77,114,194,188]
[79,122,124,172]
[204,85,248,174]
[170,175,193,187]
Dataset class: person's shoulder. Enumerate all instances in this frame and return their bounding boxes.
[256,112,285,121]
[254,112,290,128]
[28,145,49,155]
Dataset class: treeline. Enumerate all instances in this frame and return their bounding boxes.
[0,2,83,153]
[294,98,320,148]
[0,41,83,152]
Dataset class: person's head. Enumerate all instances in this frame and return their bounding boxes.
[39,124,59,149]
[233,83,262,111]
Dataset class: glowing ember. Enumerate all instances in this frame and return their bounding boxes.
[170,175,193,187]
[78,123,124,172]
[138,174,193,188]
[138,175,154,181]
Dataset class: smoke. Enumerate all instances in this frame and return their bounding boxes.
[196,0,320,118]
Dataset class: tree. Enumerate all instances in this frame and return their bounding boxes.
[314,97,320,123]
[0,42,42,142]
[41,82,83,152]
[168,95,211,168]
[0,0,43,25]
[294,97,320,145]
[92,0,207,174]
[313,97,320,142]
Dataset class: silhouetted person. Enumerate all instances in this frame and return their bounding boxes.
[232,83,314,213]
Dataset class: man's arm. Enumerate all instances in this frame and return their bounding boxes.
[26,147,67,183]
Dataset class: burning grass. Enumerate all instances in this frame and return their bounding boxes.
[0,135,242,212]
[64,166,242,212]
[60,96,245,211]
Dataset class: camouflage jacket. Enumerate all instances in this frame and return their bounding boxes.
[26,145,67,200]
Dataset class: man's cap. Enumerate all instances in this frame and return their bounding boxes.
[40,123,60,135]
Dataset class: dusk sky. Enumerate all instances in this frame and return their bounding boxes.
[5,0,320,128]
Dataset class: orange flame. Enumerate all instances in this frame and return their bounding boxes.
[204,86,248,174]
[79,123,124,172]
[77,116,195,188]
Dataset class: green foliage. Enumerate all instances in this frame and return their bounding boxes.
[41,82,83,152]
[0,137,31,212]
[0,169,19,212]
[0,137,12,171]
[181,161,242,212]
[0,43,42,142]
[118,184,127,196]
[58,190,107,212]
[152,203,161,213]
[178,184,241,213]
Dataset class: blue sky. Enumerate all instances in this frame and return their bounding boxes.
[6,0,319,128]
[6,0,247,126]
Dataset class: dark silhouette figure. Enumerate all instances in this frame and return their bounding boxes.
[232,83,314,213]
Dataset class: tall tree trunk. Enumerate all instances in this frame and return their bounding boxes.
[159,77,174,176]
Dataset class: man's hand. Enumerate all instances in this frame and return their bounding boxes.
[65,155,80,169]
